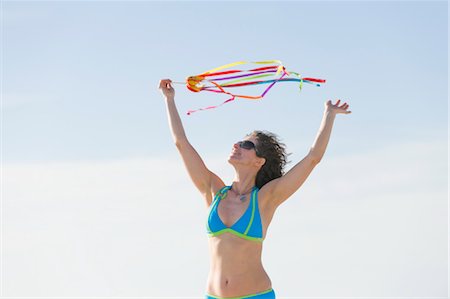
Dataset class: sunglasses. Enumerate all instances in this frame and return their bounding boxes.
[237,140,259,155]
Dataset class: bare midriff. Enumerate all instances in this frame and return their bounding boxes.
[206,232,272,297]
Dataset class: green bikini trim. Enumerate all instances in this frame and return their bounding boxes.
[207,229,263,242]
[206,288,273,299]
[243,190,256,234]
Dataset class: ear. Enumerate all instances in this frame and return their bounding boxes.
[255,157,266,168]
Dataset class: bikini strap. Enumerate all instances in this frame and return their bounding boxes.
[251,186,259,197]
[214,185,231,201]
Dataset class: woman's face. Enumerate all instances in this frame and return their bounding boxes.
[228,135,264,168]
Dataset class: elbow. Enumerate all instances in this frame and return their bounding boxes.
[175,140,184,150]
[175,138,189,150]
[309,154,322,165]
[307,149,322,164]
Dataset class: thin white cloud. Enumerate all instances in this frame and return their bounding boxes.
[3,93,57,108]
[3,138,447,296]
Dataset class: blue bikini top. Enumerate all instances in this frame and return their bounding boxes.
[206,185,264,243]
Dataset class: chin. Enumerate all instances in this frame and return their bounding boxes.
[228,155,239,165]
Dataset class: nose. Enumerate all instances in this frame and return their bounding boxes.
[233,141,244,150]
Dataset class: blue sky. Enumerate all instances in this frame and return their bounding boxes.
[4,1,447,161]
[3,1,448,298]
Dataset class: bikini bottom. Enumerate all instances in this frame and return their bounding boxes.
[206,288,275,299]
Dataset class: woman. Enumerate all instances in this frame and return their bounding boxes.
[159,79,351,299]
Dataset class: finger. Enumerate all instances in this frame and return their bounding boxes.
[159,79,172,88]
[336,99,341,105]
[159,80,169,89]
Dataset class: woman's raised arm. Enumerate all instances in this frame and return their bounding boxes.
[159,79,224,206]
[262,99,351,208]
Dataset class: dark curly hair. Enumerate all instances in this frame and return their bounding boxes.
[248,130,290,189]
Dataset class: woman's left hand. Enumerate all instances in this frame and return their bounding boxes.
[325,99,351,114]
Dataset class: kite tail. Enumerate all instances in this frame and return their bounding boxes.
[187,96,236,115]
[184,60,325,115]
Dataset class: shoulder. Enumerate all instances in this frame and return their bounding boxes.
[204,175,226,207]
[256,183,277,212]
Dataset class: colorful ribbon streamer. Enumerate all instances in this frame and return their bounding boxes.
[184,60,326,115]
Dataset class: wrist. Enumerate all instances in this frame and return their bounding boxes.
[324,109,337,116]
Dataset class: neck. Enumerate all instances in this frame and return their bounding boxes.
[231,168,257,194]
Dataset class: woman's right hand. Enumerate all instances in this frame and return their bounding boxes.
[158,79,175,99]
